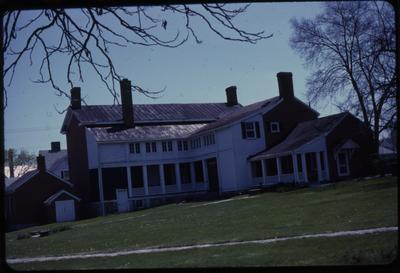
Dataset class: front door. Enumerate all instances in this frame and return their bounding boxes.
[207,158,219,192]
[116,189,130,213]
[55,200,76,222]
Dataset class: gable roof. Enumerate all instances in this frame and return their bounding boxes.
[61,103,240,133]
[5,169,40,193]
[193,97,281,136]
[5,169,73,194]
[88,123,207,143]
[44,190,81,205]
[250,112,349,160]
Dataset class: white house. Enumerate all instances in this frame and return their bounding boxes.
[60,72,375,217]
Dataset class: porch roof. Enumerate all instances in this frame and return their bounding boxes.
[249,112,348,160]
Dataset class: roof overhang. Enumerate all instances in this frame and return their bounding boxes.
[44,190,81,205]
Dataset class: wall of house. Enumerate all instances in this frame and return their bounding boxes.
[231,114,266,191]
[66,115,91,202]
[326,114,375,181]
[262,98,318,149]
[6,172,74,230]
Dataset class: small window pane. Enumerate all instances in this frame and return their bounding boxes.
[135,143,140,153]
[152,142,157,152]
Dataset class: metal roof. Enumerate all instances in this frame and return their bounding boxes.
[249,112,349,160]
[38,150,68,172]
[88,123,208,142]
[61,103,240,133]
[193,97,281,135]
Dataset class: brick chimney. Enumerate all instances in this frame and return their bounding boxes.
[50,141,61,152]
[277,72,294,100]
[120,79,134,127]
[37,155,46,172]
[70,87,81,109]
[225,86,238,106]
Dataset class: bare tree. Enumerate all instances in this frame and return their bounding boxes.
[4,148,36,177]
[290,1,396,151]
[2,3,272,109]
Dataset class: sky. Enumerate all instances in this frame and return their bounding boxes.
[4,2,336,155]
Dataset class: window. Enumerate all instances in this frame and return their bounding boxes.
[146,143,151,153]
[146,142,157,153]
[162,141,172,152]
[178,141,182,151]
[177,140,189,151]
[129,143,140,154]
[61,170,70,180]
[251,161,263,178]
[203,134,216,146]
[241,122,260,139]
[337,151,349,176]
[270,122,280,133]
[190,138,201,149]
[194,161,204,182]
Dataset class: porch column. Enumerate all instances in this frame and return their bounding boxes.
[190,162,196,190]
[202,159,208,190]
[292,153,299,183]
[159,164,166,194]
[143,165,149,196]
[301,153,308,183]
[126,166,133,197]
[261,159,267,185]
[97,166,105,216]
[276,157,282,183]
[316,151,323,182]
[323,150,330,181]
[175,163,182,192]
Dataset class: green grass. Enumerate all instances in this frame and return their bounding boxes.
[6,176,398,268]
[9,232,398,270]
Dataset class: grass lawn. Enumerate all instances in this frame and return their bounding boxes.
[6,176,398,268]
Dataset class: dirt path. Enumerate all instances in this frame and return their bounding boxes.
[7,226,397,264]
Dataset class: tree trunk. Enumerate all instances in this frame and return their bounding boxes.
[7,149,14,178]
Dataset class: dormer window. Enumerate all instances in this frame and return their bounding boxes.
[270,122,280,133]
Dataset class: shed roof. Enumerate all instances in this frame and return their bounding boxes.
[250,112,349,160]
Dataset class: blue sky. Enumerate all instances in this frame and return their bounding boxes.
[4,2,335,154]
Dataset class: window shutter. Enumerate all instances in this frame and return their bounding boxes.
[241,122,247,139]
[255,122,260,138]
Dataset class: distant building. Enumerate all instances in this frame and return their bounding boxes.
[5,155,79,231]
[60,72,375,217]
[39,141,70,180]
